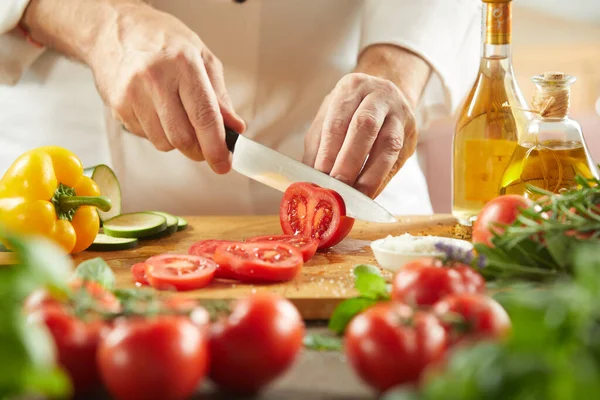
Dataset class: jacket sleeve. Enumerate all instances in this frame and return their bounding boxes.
[0,0,46,85]
[361,0,481,128]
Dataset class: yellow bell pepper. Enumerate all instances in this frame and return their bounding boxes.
[0,146,111,253]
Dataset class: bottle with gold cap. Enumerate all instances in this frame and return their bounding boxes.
[452,0,530,226]
[499,71,599,198]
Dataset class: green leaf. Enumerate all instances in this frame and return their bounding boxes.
[353,264,389,300]
[328,297,378,335]
[353,264,382,277]
[303,333,343,352]
[73,257,115,290]
[545,232,578,271]
[572,242,600,298]
[381,387,422,400]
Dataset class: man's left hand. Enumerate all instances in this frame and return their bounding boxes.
[303,72,417,198]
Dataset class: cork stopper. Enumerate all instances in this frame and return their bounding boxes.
[530,71,576,119]
[543,71,565,80]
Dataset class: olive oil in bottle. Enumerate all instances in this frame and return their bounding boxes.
[452,0,530,226]
[499,72,599,198]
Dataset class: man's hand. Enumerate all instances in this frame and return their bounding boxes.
[22,0,245,173]
[303,45,431,198]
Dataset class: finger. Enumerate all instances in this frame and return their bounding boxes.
[203,51,246,134]
[313,90,363,175]
[132,102,175,152]
[329,94,387,186]
[354,117,404,198]
[302,96,331,166]
[114,107,144,138]
[150,86,204,161]
[179,56,231,174]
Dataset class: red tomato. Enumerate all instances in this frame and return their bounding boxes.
[98,316,208,400]
[25,279,121,314]
[28,305,107,396]
[433,293,511,345]
[144,254,216,291]
[188,239,238,279]
[472,195,531,246]
[131,262,149,286]
[453,264,486,293]
[280,182,355,249]
[213,242,303,282]
[344,302,447,392]
[392,258,473,307]
[246,235,319,262]
[209,294,304,394]
[161,297,211,327]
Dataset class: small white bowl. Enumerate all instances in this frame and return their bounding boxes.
[370,235,474,273]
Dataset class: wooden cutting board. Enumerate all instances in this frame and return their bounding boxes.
[1,214,470,319]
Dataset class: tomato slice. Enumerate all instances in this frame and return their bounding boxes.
[245,235,319,262]
[279,182,354,249]
[144,254,217,291]
[213,242,303,282]
[131,262,149,286]
[188,239,238,279]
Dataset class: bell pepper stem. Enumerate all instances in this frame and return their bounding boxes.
[59,196,112,212]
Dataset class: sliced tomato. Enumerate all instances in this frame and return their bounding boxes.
[213,242,303,282]
[144,254,216,291]
[131,263,150,286]
[246,235,319,262]
[279,182,354,249]
[188,239,238,279]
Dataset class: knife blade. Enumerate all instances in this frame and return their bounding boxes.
[225,128,397,223]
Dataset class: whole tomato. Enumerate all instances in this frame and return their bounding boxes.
[433,293,511,345]
[344,302,447,392]
[472,195,531,247]
[209,293,305,395]
[391,258,485,307]
[24,279,121,314]
[28,304,108,396]
[97,316,208,400]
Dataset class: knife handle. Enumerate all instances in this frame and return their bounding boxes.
[225,127,239,153]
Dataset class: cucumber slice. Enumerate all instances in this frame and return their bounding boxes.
[88,234,138,251]
[103,212,167,238]
[84,164,122,222]
[142,211,179,239]
[177,217,188,231]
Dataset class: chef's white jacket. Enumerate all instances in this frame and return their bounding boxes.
[0,0,480,216]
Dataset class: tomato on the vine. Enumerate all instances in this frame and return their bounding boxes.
[28,305,108,396]
[472,195,531,246]
[246,234,319,262]
[209,293,305,395]
[391,258,484,307]
[344,302,447,392]
[213,242,303,282]
[98,316,209,400]
[280,182,354,249]
[25,279,121,314]
[144,254,216,291]
[433,293,511,345]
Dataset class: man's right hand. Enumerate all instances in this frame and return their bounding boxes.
[23,0,245,173]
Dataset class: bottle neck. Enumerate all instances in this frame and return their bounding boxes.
[481,2,512,59]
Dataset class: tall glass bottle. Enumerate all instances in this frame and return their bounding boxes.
[452,0,530,226]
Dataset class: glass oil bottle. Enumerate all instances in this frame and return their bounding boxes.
[452,0,530,226]
[499,72,599,198]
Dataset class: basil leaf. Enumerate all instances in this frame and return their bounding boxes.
[328,297,378,335]
[303,334,343,352]
[355,272,389,300]
[353,264,382,277]
[545,232,577,271]
[73,257,115,290]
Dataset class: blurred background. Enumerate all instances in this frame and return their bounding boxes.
[420,0,600,213]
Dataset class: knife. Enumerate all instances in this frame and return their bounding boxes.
[225,128,397,223]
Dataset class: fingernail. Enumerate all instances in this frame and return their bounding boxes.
[213,161,231,174]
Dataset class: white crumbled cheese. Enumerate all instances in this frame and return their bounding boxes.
[377,234,443,254]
